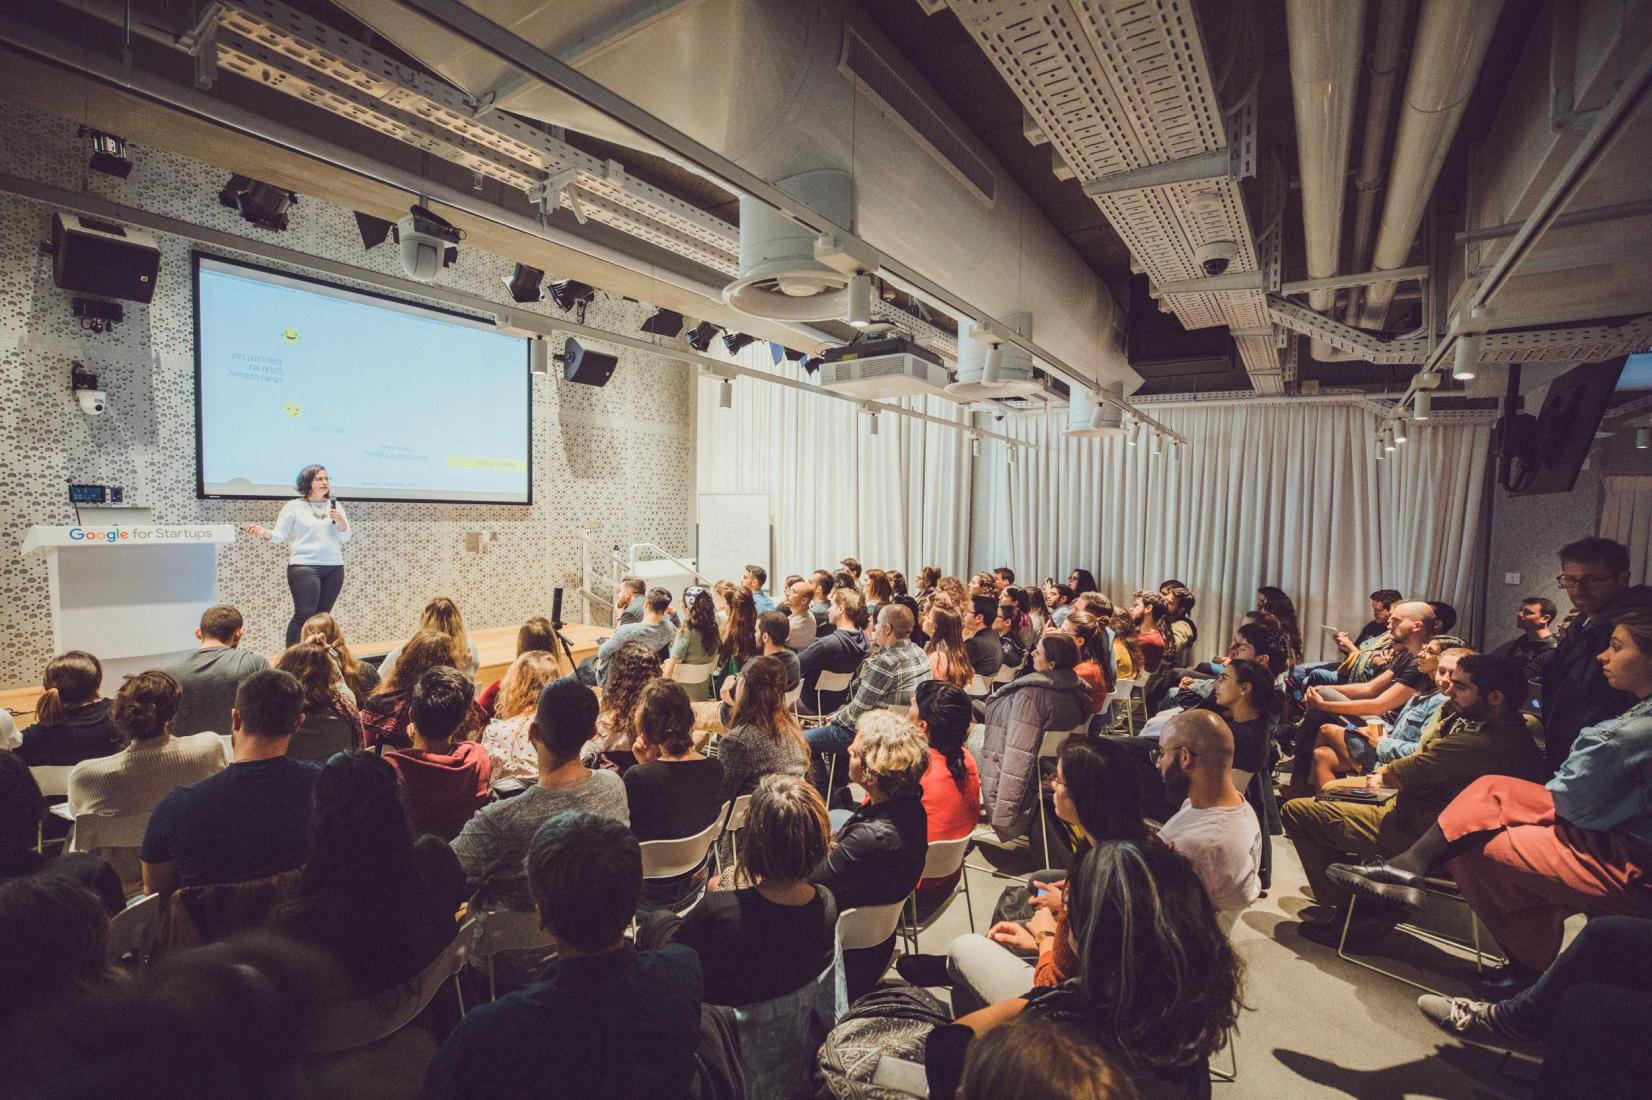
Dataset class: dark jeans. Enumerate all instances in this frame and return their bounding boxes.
[1500,916,1652,1037]
[806,721,856,799]
[286,564,344,646]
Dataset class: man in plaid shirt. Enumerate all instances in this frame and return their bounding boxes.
[806,603,932,798]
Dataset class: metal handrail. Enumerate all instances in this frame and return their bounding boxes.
[628,542,710,585]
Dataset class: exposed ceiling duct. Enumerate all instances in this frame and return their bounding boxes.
[1345,0,1413,325]
[947,313,1041,400]
[723,169,857,322]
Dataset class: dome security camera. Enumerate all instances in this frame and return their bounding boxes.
[1195,240,1240,277]
[78,389,108,416]
[392,205,461,283]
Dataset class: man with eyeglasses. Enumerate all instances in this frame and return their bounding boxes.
[1542,538,1652,773]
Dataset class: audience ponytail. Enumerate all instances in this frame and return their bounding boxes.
[915,680,973,786]
[111,670,182,743]
[1226,659,1279,718]
[36,651,103,729]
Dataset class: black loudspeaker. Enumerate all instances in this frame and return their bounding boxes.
[50,213,161,303]
[559,338,619,386]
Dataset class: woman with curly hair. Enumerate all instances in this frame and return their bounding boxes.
[583,640,661,767]
[300,611,378,700]
[1256,586,1305,666]
[479,651,563,780]
[276,642,365,761]
[926,603,976,689]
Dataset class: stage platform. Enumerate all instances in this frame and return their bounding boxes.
[1,621,606,729]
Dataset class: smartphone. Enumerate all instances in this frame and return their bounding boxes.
[1034,887,1048,899]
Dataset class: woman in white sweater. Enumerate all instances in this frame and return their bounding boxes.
[244,463,351,646]
[68,670,227,894]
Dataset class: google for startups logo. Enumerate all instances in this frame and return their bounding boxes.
[69,527,130,542]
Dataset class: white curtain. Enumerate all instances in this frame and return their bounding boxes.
[1600,475,1652,585]
[695,344,972,585]
[974,400,1493,662]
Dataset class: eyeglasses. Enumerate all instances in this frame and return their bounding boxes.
[1150,745,1195,764]
[1557,572,1622,588]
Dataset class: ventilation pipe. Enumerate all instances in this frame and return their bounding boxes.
[1356,0,1506,330]
[725,170,857,322]
[947,312,1039,399]
[1345,0,1413,324]
[1285,0,1366,361]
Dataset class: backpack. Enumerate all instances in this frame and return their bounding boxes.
[814,983,953,1099]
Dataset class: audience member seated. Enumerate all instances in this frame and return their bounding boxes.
[379,597,482,682]
[1167,620,1289,708]
[783,579,819,652]
[717,611,802,724]
[798,587,871,714]
[662,587,722,702]
[978,634,1093,842]
[479,650,562,781]
[1330,612,1652,990]
[1542,538,1652,772]
[915,565,940,602]
[809,569,834,626]
[300,611,379,700]
[0,873,119,1035]
[584,640,660,765]
[1128,590,1169,673]
[0,750,123,915]
[586,587,676,689]
[1308,638,1464,784]
[806,604,932,794]
[386,667,492,840]
[275,642,364,762]
[715,654,811,806]
[477,616,557,718]
[1282,653,1543,949]
[625,678,725,914]
[905,681,981,915]
[925,840,1242,1100]
[1063,610,1113,715]
[361,629,481,751]
[890,571,926,648]
[68,670,227,892]
[714,587,763,698]
[955,1016,1137,1100]
[1489,596,1558,682]
[644,774,836,1007]
[425,812,703,1100]
[928,736,1148,1008]
[1160,583,1199,669]
[453,677,628,912]
[1370,642,1461,764]
[613,574,647,626]
[963,595,1004,682]
[1068,569,1099,597]
[17,650,120,767]
[1191,659,1278,786]
[926,603,976,688]
[810,711,929,999]
[1255,585,1305,667]
[141,670,318,898]
[865,568,895,620]
[272,750,466,997]
[1109,609,1143,682]
[1285,599,1436,793]
[1415,916,1652,1100]
[164,605,271,739]
[1046,583,1075,628]
[991,601,1027,672]
[744,563,776,613]
[1154,710,1262,915]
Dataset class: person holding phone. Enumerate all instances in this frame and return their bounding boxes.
[244,464,351,645]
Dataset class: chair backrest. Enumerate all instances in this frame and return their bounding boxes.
[219,734,234,759]
[639,807,728,880]
[885,703,912,717]
[919,835,971,880]
[993,664,1016,684]
[784,683,803,708]
[1036,728,1073,759]
[105,893,161,966]
[965,674,991,697]
[468,903,554,967]
[29,766,73,798]
[71,811,152,853]
[726,793,753,833]
[815,670,854,693]
[310,915,476,1054]
[672,661,717,686]
[836,901,906,951]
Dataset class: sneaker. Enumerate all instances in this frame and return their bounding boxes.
[1417,995,1535,1050]
[1327,860,1427,912]
[894,952,953,988]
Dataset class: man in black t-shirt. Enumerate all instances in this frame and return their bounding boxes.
[1492,596,1559,681]
[962,595,1003,680]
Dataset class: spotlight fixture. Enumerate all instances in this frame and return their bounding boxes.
[1638,427,1650,451]
[845,274,872,327]
[719,378,733,409]
[219,174,298,231]
[641,308,685,338]
[79,126,132,178]
[548,279,596,321]
[1382,427,1397,452]
[1151,431,1162,456]
[529,338,549,376]
[1413,389,1432,421]
[1125,420,1140,445]
[870,412,880,436]
[1452,333,1484,380]
[1007,445,1017,463]
[1376,438,1386,460]
[722,332,756,355]
[685,321,721,353]
[502,263,545,304]
[982,344,1005,385]
[1393,417,1408,444]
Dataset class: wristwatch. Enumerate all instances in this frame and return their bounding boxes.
[1033,929,1054,950]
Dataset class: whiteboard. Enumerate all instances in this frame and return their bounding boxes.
[697,493,771,591]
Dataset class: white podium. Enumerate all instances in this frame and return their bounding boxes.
[22,525,238,671]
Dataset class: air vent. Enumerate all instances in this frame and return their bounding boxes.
[840,28,996,205]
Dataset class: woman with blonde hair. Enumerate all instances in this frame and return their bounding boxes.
[583,640,661,767]
[926,604,975,689]
[379,597,479,682]
[17,652,118,767]
[479,650,562,779]
[300,612,378,700]
[477,616,558,718]
[361,629,483,750]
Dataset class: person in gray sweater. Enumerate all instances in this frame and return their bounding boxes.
[452,676,628,911]
[976,633,1093,841]
[166,605,270,737]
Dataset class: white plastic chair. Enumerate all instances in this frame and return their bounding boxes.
[836,901,908,953]
[1033,725,1087,868]
[636,807,728,924]
[884,702,913,717]
[468,902,555,1002]
[311,915,476,1053]
[105,892,161,968]
[784,683,803,712]
[808,670,855,721]
[903,835,974,948]
[29,766,72,797]
[1107,676,1149,735]
[965,674,991,697]
[671,661,716,687]
[992,664,1016,684]
[70,811,151,853]
[717,793,754,875]
[219,733,234,759]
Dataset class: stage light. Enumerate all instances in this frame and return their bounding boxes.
[719,378,733,409]
[1452,333,1484,380]
[870,412,880,436]
[1376,438,1386,460]
[982,344,1005,385]
[722,332,756,355]
[1413,389,1431,420]
[530,338,549,376]
[502,263,545,304]
[1125,419,1139,445]
[1393,417,1408,444]
[1382,427,1396,452]
[846,275,872,327]
[1151,431,1162,456]
[1007,445,1017,463]
[686,322,721,352]
[641,308,684,338]
[548,280,596,321]
[79,127,131,178]
[219,175,297,231]
[1638,427,1650,450]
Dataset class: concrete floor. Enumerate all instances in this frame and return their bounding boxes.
[896,833,1544,1100]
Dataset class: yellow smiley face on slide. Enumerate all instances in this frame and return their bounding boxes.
[284,403,301,417]
[283,327,300,343]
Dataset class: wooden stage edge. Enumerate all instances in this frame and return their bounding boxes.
[1,622,606,729]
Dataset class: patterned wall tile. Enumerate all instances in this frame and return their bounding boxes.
[0,101,695,685]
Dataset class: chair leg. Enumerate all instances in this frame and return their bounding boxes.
[1209,1026,1238,1082]
[1039,789,1051,870]
[488,956,498,1003]
[454,972,467,1018]
[1334,895,1448,998]
[962,869,975,933]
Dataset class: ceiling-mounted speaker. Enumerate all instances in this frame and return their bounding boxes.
[557,338,618,387]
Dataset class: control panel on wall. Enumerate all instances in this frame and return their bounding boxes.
[70,484,123,505]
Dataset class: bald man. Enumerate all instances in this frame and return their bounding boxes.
[1155,710,1262,914]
